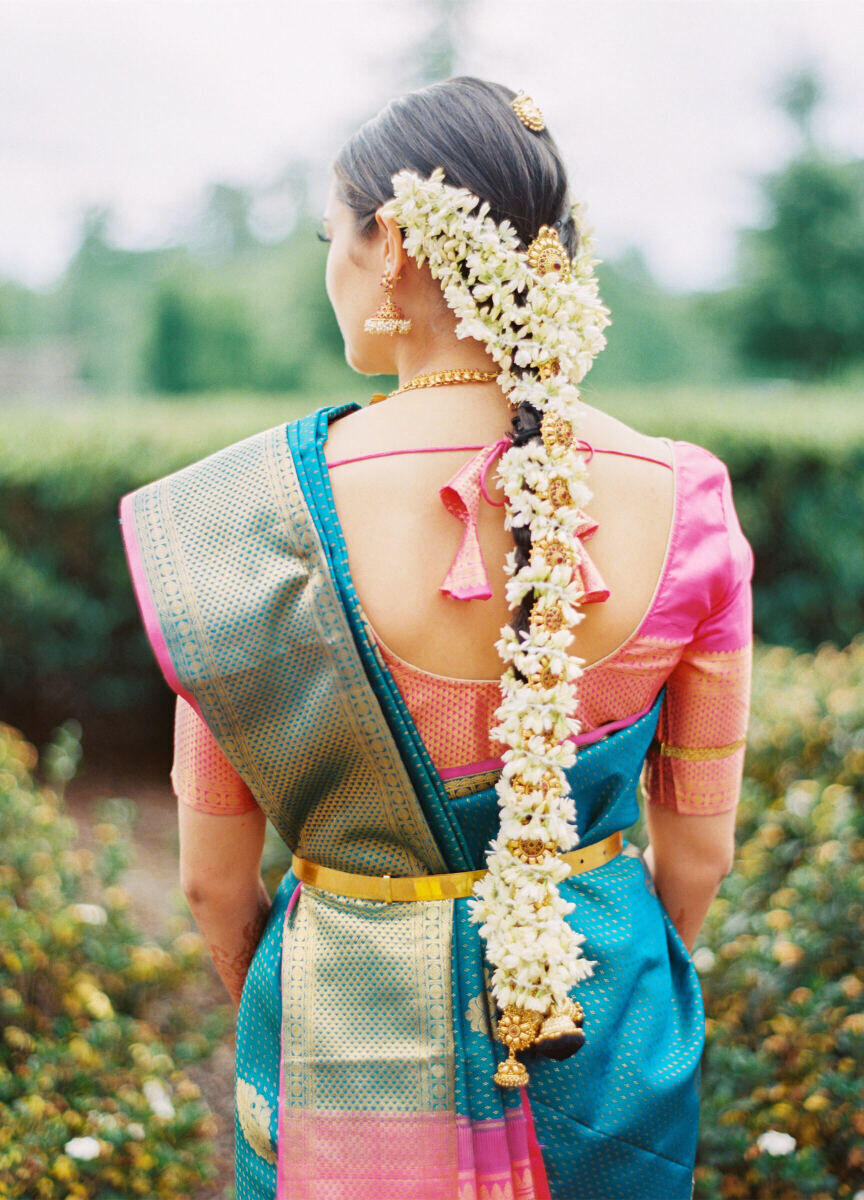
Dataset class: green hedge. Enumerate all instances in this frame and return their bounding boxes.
[2,385,863,744]
[0,721,227,1197]
[1,394,322,747]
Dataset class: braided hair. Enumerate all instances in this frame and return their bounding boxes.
[334,76,580,638]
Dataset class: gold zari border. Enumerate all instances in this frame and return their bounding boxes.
[656,736,747,762]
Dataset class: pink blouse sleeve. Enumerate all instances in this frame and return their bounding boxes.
[171,697,259,816]
[643,464,754,815]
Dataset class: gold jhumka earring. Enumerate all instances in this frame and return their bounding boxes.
[364,273,412,335]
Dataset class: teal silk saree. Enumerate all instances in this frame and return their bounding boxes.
[120,405,703,1200]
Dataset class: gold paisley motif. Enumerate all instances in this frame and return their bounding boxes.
[466,992,490,1036]
[236,1077,277,1166]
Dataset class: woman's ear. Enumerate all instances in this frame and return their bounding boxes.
[374,209,407,279]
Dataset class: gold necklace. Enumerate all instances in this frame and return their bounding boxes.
[370,368,498,404]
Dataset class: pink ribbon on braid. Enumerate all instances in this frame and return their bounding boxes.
[438,437,611,605]
[439,439,509,600]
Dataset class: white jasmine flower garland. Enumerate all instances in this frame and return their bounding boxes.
[384,167,611,1077]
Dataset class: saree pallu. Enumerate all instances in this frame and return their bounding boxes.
[120,405,704,1200]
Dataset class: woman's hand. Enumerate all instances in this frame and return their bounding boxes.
[643,806,737,953]
[178,802,271,1006]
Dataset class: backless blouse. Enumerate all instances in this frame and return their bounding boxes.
[171,438,753,819]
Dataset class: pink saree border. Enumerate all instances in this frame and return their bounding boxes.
[456,1094,552,1200]
[119,492,200,715]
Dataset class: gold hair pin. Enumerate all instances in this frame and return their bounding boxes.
[526,226,571,282]
[511,91,545,132]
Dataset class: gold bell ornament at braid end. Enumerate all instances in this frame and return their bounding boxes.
[532,996,586,1062]
[493,1005,543,1088]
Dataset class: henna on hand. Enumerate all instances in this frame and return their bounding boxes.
[207,888,271,1006]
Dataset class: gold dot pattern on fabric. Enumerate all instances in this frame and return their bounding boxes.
[374,638,506,771]
[130,425,448,877]
[280,884,455,1115]
[170,630,751,818]
[526,854,704,1187]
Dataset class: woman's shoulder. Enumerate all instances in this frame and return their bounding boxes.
[669,439,750,560]
[580,415,753,640]
[657,438,753,638]
[670,437,733,492]
[582,403,735,522]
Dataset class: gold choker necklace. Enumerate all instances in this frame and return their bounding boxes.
[370,368,498,404]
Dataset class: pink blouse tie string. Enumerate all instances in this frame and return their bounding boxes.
[438,439,610,604]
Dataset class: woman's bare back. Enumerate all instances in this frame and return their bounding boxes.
[324,385,675,680]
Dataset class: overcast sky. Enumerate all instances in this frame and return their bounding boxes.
[2,0,863,294]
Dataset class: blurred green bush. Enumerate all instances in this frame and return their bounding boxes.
[694,638,864,1198]
[1,386,862,745]
[0,721,227,1197]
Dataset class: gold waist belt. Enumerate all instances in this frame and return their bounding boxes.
[291,830,623,904]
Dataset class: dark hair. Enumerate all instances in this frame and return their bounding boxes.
[333,76,577,256]
[334,76,579,637]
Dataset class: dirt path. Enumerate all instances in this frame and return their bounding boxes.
[66,769,237,1200]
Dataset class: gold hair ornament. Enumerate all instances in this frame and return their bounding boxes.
[511,90,545,132]
[527,226,571,283]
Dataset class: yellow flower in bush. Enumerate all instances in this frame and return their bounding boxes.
[102,885,130,909]
[840,974,863,1000]
[172,931,205,959]
[20,1094,46,1121]
[68,1037,100,1069]
[51,1156,77,1183]
[0,722,239,1195]
[3,1027,34,1052]
[175,1078,201,1101]
[772,939,804,967]
[127,944,172,982]
[129,1147,156,1170]
[92,822,120,845]
[70,973,114,1021]
[2,951,22,974]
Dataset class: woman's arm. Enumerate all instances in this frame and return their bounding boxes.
[643,806,737,952]
[178,802,271,1006]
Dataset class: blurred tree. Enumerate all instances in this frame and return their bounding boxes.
[589,251,739,388]
[414,0,472,84]
[0,279,45,339]
[196,183,260,258]
[57,206,179,391]
[776,66,822,149]
[144,213,346,395]
[716,68,864,379]
[146,280,253,393]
